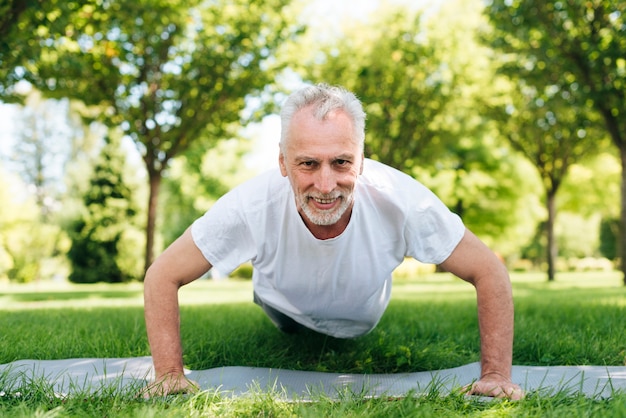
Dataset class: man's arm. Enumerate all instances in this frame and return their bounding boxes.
[142,227,212,397]
[439,228,524,400]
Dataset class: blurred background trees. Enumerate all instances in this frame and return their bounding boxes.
[0,0,623,283]
[4,0,302,273]
[294,0,542,257]
[67,135,139,283]
[484,0,625,281]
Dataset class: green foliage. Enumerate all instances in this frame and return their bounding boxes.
[7,90,83,220]
[20,0,300,269]
[414,140,544,257]
[555,212,601,258]
[0,0,25,38]
[293,0,540,256]
[600,217,619,260]
[485,0,626,142]
[7,223,68,284]
[488,78,604,195]
[67,136,138,283]
[2,0,303,279]
[2,0,624,280]
[298,6,454,171]
[230,263,254,279]
[0,166,69,283]
[559,152,621,218]
[483,0,623,279]
[484,0,626,282]
[0,0,94,100]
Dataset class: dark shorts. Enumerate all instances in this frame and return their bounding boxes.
[253,292,305,334]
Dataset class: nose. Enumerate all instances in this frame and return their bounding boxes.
[315,164,336,194]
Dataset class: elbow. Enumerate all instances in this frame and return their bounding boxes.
[143,264,156,287]
[143,260,178,290]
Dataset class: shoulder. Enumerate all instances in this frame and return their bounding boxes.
[192,168,289,243]
[224,168,289,205]
[358,159,457,218]
[359,159,431,198]
[237,168,286,191]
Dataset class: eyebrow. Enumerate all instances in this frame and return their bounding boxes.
[293,153,355,162]
[334,153,355,161]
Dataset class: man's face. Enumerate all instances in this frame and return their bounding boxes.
[279,106,363,237]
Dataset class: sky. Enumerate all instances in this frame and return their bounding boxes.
[0,0,434,174]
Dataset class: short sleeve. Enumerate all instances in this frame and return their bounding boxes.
[191,190,256,275]
[403,188,465,265]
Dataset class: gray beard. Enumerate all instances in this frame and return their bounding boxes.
[298,193,353,226]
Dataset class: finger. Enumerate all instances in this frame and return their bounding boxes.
[505,386,525,400]
[469,382,504,398]
[140,377,199,399]
[466,382,524,400]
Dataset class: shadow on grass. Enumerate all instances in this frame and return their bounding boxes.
[180,300,481,375]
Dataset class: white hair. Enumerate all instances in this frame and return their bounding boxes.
[279,83,366,151]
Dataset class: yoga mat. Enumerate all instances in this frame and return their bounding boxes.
[1,357,625,399]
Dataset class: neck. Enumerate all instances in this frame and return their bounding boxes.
[300,210,352,240]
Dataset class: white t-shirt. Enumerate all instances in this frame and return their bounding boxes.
[191,159,465,338]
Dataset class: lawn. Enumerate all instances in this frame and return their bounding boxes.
[1,272,626,417]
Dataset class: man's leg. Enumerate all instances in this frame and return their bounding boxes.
[253,292,304,334]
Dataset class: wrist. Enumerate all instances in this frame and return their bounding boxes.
[153,363,186,380]
[480,370,512,382]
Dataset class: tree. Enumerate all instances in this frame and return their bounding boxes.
[0,0,95,100]
[67,135,138,283]
[0,0,31,39]
[295,0,539,255]
[7,90,80,219]
[486,78,603,280]
[484,0,626,282]
[14,0,302,272]
[0,164,69,282]
[299,7,455,172]
[560,153,621,262]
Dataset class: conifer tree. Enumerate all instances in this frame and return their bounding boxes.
[67,136,136,283]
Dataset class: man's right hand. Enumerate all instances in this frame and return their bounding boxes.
[140,373,200,398]
[143,227,212,398]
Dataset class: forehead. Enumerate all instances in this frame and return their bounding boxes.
[284,107,360,157]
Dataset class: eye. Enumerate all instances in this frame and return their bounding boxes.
[334,159,350,166]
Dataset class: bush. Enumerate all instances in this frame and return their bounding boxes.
[230,263,254,279]
[67,219,126,283]
[599,217,619,261]
[66,136,138,283]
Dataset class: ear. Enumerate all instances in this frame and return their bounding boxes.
[279,150,287,177]
[359,153,365,175]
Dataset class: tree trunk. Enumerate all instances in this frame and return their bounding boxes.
[617,144,626,286]
[144,170,161,276]
[546,189,557,281]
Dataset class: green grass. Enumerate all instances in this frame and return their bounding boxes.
[1,272,626,416]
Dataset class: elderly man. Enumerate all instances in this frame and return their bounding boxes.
[143,83,524,399]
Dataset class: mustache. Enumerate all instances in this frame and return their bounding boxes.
[306,192,342,199]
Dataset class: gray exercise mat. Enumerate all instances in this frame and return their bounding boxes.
[1,357,625,399]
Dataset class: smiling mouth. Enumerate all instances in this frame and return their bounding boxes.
[309,195,340,209]
[313,197,337,204]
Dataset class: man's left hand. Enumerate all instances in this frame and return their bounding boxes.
[465,375,525,400]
